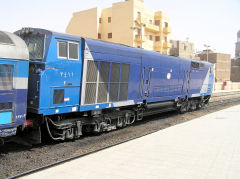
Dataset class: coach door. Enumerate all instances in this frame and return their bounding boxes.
[140,67,152,99]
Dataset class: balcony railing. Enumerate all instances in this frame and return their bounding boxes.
[135,35,147,42]
[163,27,171,34]
[154,42,161,48]
[136,17,160,32]
[145,24,159,32]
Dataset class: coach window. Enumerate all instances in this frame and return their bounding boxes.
[0,64,13,90]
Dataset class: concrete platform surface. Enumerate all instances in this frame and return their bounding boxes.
[22,105,240,179]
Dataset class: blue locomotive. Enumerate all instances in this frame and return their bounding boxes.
[0,31,29,144]
[1,28,214,144]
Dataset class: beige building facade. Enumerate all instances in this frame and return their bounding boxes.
[170,40,196,59]
[66,0,171,54]
[198,51,231,82]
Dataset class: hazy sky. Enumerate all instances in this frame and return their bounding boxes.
[1,0,239,57]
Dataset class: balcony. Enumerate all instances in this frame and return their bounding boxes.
[154,42,161,48]
[163,27,171,34]
[136,17,160,32]
[135,35,147,42]
[154,42,162,52]
[163,42,171,49]
[145,24,160,32]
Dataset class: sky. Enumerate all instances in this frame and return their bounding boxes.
[0,0,239,57]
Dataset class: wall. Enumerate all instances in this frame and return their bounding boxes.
[66,8,99,39]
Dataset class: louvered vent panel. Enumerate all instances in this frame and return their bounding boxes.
[97,83,108,103]
[119,83,128,101]
[110,63,120,82]
[99,62,110,82]
[109,83,119,102]
[84,83,97,104]
[86,61,98,82]
[121,64,130,82]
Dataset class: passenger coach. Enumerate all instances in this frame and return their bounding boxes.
[0,31,29,142]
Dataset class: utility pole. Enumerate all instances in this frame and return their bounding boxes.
[204,44,210,62]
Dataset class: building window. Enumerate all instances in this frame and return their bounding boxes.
[164,22,168,27]
[164,37,167,42]
[149,19,152,24]
[98,33,101,39]
[137,29,141,35]
[99,18,102,23]
[137,46,141,48]
[149,35,152,41]
[137,12,141,18]
[155,36,160,41]
[155,20,160,26]
[108,33,112,39]
[108,17,111,23]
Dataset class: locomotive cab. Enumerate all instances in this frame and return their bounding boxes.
[16,28,82,116]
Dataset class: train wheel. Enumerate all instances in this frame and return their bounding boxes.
[179,101,190,113]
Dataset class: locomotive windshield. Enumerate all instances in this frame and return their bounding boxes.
[20,34,45,61]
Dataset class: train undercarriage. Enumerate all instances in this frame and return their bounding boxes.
[17,95,210,145]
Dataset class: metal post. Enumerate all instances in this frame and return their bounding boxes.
[206,46,209,62]
[204,44,210,62]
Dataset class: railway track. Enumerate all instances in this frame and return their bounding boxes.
[2,91,240,179]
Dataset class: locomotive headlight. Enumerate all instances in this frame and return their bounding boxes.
[21,27,30,35]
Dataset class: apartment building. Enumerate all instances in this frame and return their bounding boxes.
[66,0,171,54]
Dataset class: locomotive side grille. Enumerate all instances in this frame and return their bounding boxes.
[86,61,98,82]
[84,60,98,104]
[97,62,110,103]
[85,83,97,104]
[83,60,130,105]
[99,62,110,82]
[119,83,128,101]
[0,102,12,111]
[120,64,130,82]
[110,63,120,82]
[97,83,108,103]
[109,83,119,102]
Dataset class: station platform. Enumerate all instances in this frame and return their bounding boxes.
[22,105,240,179]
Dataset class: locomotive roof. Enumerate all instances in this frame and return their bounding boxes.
[15,28,212,66]
[0,31,29,60]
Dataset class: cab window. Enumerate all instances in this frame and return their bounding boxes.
[57,41,78,60]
